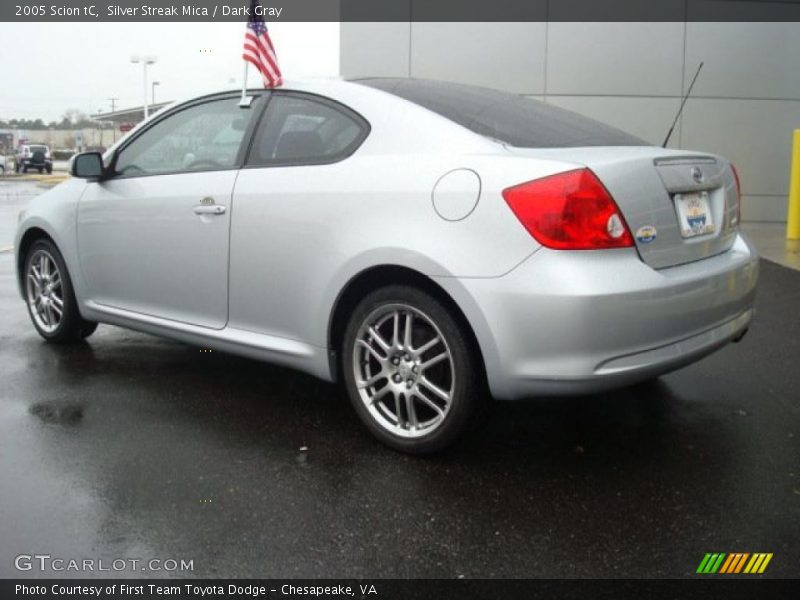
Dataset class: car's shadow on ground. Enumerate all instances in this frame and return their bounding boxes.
[25,328,718,470]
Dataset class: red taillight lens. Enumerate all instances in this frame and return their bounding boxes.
[731,164,742,224]
[502,168,634,250]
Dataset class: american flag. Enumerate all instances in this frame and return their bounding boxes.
[242,0,282,88]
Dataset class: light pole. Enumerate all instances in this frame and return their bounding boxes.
[151,81,160,106]
[130,55,157,120]
[107,97,118,142]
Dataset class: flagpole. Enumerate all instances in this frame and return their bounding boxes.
[241,61,248,103]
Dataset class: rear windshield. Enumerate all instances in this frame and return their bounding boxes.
[356,78,646,148]
[29,146,47,152]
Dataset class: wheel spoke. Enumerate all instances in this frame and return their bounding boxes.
[50,272,61,289]
[419,377,451,402]
[421,352,449,371]
[27,274,41,291]
[403,311,414,349]
[50,303,63,317]
[356,339,386,363]
[393,391,403,426]
[414,388,445,417]
[414,335,441,357]
[404,394,418,430]
[391,310,400,348]
[367,326,391,353]
[370,385,392,405]
[357,371,387,389]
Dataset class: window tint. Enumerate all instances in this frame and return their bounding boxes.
[357,78,646,148]
[115,97,258,176]
[248,94,368,166]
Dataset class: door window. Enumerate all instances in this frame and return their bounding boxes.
[114,97,260,177]
[247,93,369,167]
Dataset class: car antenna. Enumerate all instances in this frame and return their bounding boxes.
[662,61,704,148]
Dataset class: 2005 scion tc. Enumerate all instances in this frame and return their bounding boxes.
[15,78,758,453]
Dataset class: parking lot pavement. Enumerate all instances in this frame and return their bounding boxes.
[1,181,798,579]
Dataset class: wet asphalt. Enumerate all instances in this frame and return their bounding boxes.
[0,179,798,579]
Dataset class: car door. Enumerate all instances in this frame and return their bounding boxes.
[77,94,264,329]
[229,92,370,341]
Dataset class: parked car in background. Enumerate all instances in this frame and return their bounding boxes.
[16,144,53,174]
[0,154,6,175]
[14,79,759,453]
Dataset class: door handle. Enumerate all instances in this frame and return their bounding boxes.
[193,204,226,215]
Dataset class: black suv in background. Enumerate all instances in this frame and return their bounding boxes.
[16,144,53,174]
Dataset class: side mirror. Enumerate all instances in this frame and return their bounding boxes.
[71,152,104,179]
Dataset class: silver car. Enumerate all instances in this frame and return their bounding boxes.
[15,78,758,453]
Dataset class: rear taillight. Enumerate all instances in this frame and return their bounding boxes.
[502,168,634,250]
[731,164,742,225]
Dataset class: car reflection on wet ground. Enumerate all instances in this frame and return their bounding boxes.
[0,181,798,578]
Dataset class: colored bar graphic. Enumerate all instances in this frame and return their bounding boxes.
[699,552,773,574]
[696,553,713,573]
[734,553,750,573]
[718,554,735,573]
[758,554,773,574]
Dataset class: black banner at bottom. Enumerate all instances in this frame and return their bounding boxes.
[3,579,800,600]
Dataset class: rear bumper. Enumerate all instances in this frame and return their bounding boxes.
[435,233,759,400]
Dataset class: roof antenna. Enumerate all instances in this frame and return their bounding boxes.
[662,61,703,148]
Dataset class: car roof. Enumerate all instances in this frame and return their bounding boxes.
[353,78,645,148]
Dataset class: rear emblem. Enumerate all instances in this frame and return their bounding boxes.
[635,225,658,244]
[691,167,704,183]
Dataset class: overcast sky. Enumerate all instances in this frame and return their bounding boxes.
[0,22,340,122]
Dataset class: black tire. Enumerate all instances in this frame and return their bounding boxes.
[46,166,53,174]
[38,167,43,174]
[342,285,483,454]
[22,165,27,173]
[23,239,98,343]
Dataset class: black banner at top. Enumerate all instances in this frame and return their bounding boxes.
[3,0,800,22]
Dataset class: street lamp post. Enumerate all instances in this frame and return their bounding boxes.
[152,81,160,106]
[131,55,157,120]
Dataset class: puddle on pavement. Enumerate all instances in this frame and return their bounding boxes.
[29,401,84,425]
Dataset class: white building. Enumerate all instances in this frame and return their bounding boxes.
[341,22,800,223]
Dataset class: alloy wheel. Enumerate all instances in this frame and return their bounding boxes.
[352,303,455,438]
[26,249,64,333]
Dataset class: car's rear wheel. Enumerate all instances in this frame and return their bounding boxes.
[46,166,52,174]
[342,285,483,454]
[38,168,43,174]
[23,239,97,343]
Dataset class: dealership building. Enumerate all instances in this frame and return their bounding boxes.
[341,21,799,223]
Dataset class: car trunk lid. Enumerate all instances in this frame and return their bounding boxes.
[505,146,740,269]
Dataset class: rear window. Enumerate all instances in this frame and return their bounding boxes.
[29,145,47,153]
[356,78,646,148]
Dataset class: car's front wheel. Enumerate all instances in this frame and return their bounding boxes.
[342,285,483,454]
[23,239,98,343]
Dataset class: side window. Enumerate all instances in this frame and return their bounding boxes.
[248,94,369,167]
[114,97,260,177]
